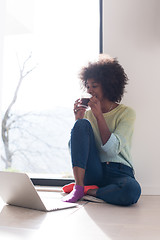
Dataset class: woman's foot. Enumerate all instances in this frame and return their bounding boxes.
[62,183,99,195]
[62,185,84,203]
[84,185,99,195]
[62,183,75,193]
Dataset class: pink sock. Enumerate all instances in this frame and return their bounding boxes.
[62,185,84,203]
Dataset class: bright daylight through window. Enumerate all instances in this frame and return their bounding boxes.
[1,0,101,179]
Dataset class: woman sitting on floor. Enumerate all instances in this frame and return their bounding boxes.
[62,54,141,206]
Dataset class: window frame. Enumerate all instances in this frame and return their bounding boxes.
[31,0,103,186]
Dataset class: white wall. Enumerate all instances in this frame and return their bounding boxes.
[103,0,160,195]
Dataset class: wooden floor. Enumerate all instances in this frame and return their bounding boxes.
[0,191,160,240]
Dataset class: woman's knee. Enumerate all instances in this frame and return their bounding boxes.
[122,178,141,206]
[71,119,92,136]
[96,177,141,206]
[74,119,91,129]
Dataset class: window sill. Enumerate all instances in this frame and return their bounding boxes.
[30,176,74,187]
[35,186,62,192]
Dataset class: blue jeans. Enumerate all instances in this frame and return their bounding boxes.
[69,119,141,206]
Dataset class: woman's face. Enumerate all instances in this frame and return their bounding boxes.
[86,79,104,101]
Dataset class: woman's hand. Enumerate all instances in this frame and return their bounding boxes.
[88,96,103,120]
[73,99,86,120]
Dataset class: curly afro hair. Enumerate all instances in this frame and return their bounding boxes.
[79,55,128,103]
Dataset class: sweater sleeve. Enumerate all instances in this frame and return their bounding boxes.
[101,108,136,158]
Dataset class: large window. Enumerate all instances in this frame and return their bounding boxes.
[1,0,102,183]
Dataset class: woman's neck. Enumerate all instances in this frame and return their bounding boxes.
[101,99,118,113]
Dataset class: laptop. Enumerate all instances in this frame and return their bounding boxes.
[0,171,77,212]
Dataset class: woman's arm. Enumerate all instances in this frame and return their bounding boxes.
[101,107,136,157]
[88,97,111,145]
[96,114,111,145]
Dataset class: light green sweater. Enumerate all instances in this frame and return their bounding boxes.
[84,104,136,168]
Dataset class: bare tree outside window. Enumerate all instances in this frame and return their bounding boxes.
[1,54,73,176]
[1,54,36,169]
